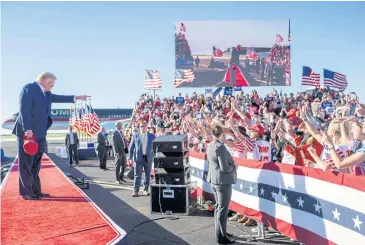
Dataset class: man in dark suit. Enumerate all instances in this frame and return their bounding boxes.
[12,72,88,200]
[206,125,237,244]
[128,121,155,197]
[113,122,128,184]
[97,127,109,171]
[65,125,80,167]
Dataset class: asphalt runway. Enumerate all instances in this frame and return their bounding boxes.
[1,139,303,245]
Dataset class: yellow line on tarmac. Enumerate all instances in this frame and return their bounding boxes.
[91,180,134,190]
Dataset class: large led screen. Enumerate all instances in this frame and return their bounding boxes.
[174,20,291,88]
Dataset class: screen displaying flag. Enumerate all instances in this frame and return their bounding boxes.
[324,69,348,90]
[213,46,223,57]
[174,69,195,87]
[144,70,162,89]
[276,34,283,42]
[302,66,320,87]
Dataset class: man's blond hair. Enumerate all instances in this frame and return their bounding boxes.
[35,72,57,82]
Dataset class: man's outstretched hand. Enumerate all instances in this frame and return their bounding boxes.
[75,95,91,101]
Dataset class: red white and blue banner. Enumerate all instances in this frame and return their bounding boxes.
[188,151,365,245]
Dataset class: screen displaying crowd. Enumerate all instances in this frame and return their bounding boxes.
[124,88,365,177]
[174,20,291,88]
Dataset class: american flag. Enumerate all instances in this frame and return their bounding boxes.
[73,107,83,132]
[324,69,348,90]
[302,66,320,87]
[86,106,101,136]
[144,70,162,89]
[174,69,195,87]
[243,137,255,152]
[276,34,283,43]
[188,152,365,245]
[213,46,223,57]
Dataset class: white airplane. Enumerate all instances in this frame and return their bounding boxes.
[1,108,133,132]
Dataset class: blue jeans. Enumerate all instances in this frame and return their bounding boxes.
[133,158,152,193]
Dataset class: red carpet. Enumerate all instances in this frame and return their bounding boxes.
[223,64,249,87]
[1,155,125,245]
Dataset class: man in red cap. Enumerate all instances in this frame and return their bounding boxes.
[12,72,89,200]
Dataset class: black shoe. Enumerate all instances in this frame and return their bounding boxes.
[35,193,51,198]
[217,237,235,244]
[117,180,124,184]
[120,179,127,183]
[22,194,41,200]
[226,233,234,237]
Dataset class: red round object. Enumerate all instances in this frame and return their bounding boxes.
[236,45,241,50]
[232,65,237,71]
[23,135,38,156]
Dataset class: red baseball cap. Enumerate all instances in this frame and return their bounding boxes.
[248,124,265,136]
[23,135,38,156]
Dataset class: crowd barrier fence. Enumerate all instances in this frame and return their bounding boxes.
[188,151,365,245]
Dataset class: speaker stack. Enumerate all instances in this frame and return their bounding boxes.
[150,134,197,215]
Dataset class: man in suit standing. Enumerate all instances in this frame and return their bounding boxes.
[65,125,80,167]
[128,121,155,197]
[113,122,128,184]
[206,124,237,245]
[12,72,88,200]
[97,127,109,171]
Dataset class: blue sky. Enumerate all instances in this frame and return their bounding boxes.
[1,1,365,126]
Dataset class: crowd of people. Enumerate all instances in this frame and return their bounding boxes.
[124,88,365,174]
[122,87,365,225]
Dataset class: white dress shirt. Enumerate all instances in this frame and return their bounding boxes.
[69,131,75,145]
[141,132,147,155]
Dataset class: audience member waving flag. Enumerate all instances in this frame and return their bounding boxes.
[302,66,320,87]
[323,69,348,90]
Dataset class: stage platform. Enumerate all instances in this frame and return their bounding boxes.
[1,140,302,245]
[1,155,126,245]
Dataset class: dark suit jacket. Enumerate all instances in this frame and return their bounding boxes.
[113,130,127,155]
[12,82,74,139]
[97,132,109,151]
[206,140,237,185]
[65,132,79,147]
[128,132,155,163]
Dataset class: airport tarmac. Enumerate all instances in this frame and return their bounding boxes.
[1,139,302,245]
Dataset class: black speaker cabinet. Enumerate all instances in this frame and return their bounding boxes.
[154,168,190,185]
[153,152,189,169]
[153,134,188,153]
[150,183,198,215]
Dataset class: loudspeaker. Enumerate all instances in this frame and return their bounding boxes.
[150,183,198,215]
[153,134,188,153]
[153,152,189,169]
[155,168,190,185]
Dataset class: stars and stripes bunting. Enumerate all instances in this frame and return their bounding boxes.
[144,69,162,89]
[324,69,348,90]
[302,66,320,87]
[188,153,365,245]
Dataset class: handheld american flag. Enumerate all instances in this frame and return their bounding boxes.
[87,106,101,136]
[324,69,348,90]
[144,70,162,89]
[302,66,320,87]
